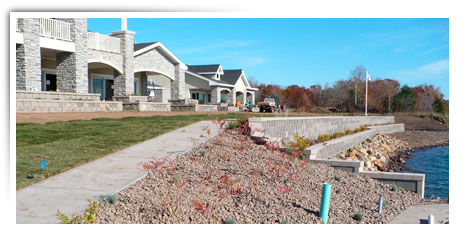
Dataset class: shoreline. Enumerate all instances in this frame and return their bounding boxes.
[387,130,449,172]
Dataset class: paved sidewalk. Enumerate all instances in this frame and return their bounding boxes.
[16,120,219,224]
[389,204,449,224]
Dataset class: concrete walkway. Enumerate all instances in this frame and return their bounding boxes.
[389,204,449,224]
[16,120,219,224]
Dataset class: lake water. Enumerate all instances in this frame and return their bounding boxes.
[400,145,449,199]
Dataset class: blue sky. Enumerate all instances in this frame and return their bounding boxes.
[88,18,449,99]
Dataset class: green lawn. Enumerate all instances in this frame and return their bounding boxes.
[16,113,251,189]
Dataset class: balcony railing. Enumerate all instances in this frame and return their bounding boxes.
[16,18,20,32]
[87,32,121,53]
[39,18,71,41]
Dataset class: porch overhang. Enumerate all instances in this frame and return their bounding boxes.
[40,37,75,53]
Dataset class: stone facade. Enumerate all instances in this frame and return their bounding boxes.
[16,18,41,91]
[111,30,135,97]
[172,65,186,99]
[134,48,175,79]
[17,99,122,112]
[210,87,220,104]
[56,18,88,93]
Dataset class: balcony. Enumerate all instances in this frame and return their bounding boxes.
[87,32,121,53]
[39,18,71,41]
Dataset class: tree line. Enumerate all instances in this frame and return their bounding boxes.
[249,65,448,114]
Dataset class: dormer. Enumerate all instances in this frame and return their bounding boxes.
[187,64,224,80]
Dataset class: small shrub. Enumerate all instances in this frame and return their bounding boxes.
[354,127,362,133]
[333,132,345,138]
[106,194,117,205]
[200,150,206,157]
[345,129,354,135]
[318,134,331,142]
[391,184,398,192]
[224,217,235,224]
[57,200,100,224]
[228,122,238,129]
[351,172,357,178]
[281,219,290,224]
[362,125,369,130]
[336,189,341,194]
[352,213,363,222]
[334,175,341,182]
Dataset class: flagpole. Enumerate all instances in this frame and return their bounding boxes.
[365,71,368,116]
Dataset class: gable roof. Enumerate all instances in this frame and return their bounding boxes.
[134,42,159,51]
[220,70,243,85]
[187,64,221,73]
[133,42,187,70]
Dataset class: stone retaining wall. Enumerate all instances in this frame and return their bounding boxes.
[123,102,171,112]
[196,105,218,112]
[17,90,101,101]
[17,99,122,112]
[250,116,395,140]
[115,96,147,103]
[304,124,405,160]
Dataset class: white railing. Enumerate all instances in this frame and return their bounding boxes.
[87,32,121,53]
[16,18,20,32]
[39,18,71,41]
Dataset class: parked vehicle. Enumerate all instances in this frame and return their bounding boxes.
[259,96,281,113]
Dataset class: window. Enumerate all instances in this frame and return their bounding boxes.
[216,73,219,79]
[208,94,211,103]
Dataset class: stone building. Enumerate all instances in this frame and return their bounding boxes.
[15,17,256,112]
[185,64,257,106]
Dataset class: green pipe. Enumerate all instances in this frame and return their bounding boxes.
[320,183,332,224]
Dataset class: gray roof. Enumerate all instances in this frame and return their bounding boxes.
[187,64,221,73]
[220,70,243,85]
[134,42,159,51]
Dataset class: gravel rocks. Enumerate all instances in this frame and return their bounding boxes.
[335,134,408,172]
[96,129,427,224]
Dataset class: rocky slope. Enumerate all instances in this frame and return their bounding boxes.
[95,129,427,224]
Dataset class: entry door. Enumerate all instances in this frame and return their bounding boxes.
[45,73,57,91]
[92,77,104,100]
[105,80,114,101]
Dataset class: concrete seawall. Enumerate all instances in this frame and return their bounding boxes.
[249,116,395,140]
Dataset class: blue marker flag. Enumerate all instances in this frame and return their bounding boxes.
[41,159,46,170]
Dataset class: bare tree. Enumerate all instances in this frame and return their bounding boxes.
[349,65,367,107]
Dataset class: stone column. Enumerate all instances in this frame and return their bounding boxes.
[227,90,235,106]
[210,87,220,104]
[237,92,245,106]
[141,72,148,96]
[56,18,88,93]
[16,18,41,91]
[247,91,255,104]
[172,65,186,99]
[111,30,135,97]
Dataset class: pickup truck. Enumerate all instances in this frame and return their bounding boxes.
[259,96,281,113]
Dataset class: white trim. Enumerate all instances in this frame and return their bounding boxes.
[41,68,57,91]
[247,87,259,91]
[88,58,123,74]
[16,32,23,44]
[193,72,219,74]
[186,71,235,88]
[133,42,188,70]
[39,37,75,52]
[134,68,174,80]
